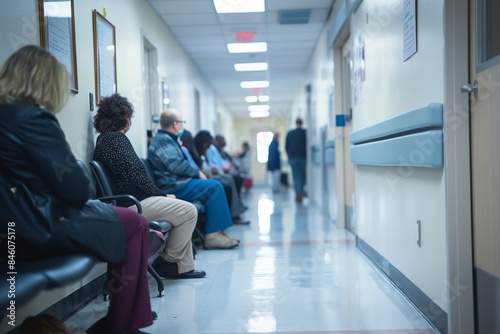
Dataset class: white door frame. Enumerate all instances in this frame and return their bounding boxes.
[443,0,475,332]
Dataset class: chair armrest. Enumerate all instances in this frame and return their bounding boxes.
[97,194,142,214]
[149,221,173,234]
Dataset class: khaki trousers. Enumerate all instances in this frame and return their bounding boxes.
[129,196,197,273]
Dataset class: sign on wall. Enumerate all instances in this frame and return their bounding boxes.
[403,0,417,61]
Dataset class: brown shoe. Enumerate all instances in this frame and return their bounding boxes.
[204,232,239,250]
[221,231,240,243]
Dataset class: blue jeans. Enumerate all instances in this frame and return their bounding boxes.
[174,179,233,234]
[289,157,306,195]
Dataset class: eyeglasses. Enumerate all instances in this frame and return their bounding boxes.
[174,120,186,124]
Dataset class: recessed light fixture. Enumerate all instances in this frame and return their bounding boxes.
[245,96,258,103]
[213,0,265,13]
[227,42,267,53]
[248,105,269,112]
[234,62,268,71]
[240,81,269,88]
[249,111,270,118]
[245,95,269,103]
[258,95,269,102]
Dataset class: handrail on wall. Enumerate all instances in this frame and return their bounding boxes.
[349,103,444,168]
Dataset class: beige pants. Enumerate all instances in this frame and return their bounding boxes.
[129,196,197,273]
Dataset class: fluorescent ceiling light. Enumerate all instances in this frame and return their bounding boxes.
[248,105,269,112]
[258,95,269,102]
[245,96,258,103]
[245,95,269,103]
[227,42,267,53]
[240,81,269,88]
[213,0,265,13]
[234,62,268,71]
[249,111,270,118]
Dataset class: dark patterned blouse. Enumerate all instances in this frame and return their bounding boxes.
[93,132,165,205]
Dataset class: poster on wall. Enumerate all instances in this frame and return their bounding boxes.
[38,0,78,92]
[403,0,417,61]
[353,34,365,105]
[92,10,117,104]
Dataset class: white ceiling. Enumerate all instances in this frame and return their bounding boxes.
[147,0,336,118]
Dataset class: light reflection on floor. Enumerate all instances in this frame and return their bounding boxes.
[66,186,436,334]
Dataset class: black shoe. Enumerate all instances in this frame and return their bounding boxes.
[173,269,207,279]
[152,258,206,279]
[86,316,107,334]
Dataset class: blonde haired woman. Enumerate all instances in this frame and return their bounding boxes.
[0,45,152,334]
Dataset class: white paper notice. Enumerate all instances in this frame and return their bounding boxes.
[97,19,116,98]
[403,0,417,61]
[47,17,72,75]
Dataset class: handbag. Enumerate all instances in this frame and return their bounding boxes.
[0,172,125,263]
[242,177,253,189]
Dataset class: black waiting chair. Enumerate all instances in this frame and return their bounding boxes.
[80,160,171,297]
[0,255,98,322]
[0,167,100,322]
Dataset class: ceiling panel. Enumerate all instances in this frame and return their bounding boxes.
[148,0,336,118]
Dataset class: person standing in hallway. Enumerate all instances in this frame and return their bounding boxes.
[286,117,307,203]
[267,132,281,193]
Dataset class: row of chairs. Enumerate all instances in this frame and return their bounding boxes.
[0,160,173,329]
[84,160,172,298]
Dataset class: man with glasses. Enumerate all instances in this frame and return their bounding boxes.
[147,109,239,249]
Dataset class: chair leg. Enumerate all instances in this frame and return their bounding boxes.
[193,227,205,245]
[102,280,110,301]
[147,264,164,297]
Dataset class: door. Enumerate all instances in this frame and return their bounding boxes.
[321,126,329,214]
[468,0,500,332]
[341,40,355,232]
[143,38,159,134]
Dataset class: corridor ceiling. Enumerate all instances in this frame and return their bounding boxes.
[147,0,336,119]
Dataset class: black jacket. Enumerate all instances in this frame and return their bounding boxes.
[0,103,125,262]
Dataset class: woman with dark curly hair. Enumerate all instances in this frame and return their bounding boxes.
[93,93,206,279]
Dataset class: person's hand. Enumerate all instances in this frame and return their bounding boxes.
[166,194,176,199]
[199,171,207,180]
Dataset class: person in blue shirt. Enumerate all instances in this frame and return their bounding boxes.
[148,109,239,249]
[267,132,281,192]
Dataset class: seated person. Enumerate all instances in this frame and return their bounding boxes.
[93,94,206,279]
[147,109,238,249]
[0,45,152,334]
[233,141,252,178]
[194,130,248,224]
[213,134,245,198]
[179,129,202,169]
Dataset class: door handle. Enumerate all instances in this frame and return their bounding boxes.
[460,80,478,97]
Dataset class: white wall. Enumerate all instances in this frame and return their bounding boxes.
[0,0,223,161]
[289,15,337,220]
[288,0,448,313]
[351,0,447,311]
[233,116,290,184]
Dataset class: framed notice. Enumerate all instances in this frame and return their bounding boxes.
[403,0,417,61]
[92,10,117,104]
[38,0,78,92]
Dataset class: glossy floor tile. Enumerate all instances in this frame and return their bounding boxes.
[66,186,437,334]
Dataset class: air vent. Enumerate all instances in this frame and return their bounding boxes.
[278,9,311,25]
